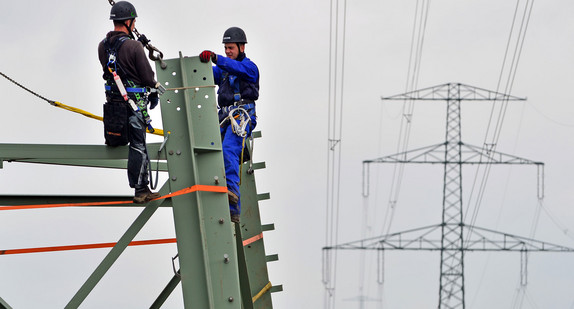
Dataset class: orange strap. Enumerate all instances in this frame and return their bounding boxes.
[0,184,227,211]
[243,233,263,247]
[0,238,177,256]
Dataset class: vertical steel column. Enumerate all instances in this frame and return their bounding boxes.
[156,55,241,308]
[438,84,465,309]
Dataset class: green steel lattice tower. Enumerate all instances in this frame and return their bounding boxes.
[0,54,280,309]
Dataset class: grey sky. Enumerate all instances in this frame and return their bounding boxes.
[2,0,574,308]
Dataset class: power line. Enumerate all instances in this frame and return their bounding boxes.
[324,0,348,307]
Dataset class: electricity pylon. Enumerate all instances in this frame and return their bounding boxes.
[323,83,574,309]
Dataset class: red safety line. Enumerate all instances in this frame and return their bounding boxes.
[0,184,227,211]
[243,233,263,247]
[0,238,177,256]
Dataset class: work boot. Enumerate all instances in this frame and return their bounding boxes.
[133,186,161,204]
[228,191,239,205]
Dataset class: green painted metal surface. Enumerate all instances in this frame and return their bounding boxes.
[156,55,241,308]
[233,132,279,308]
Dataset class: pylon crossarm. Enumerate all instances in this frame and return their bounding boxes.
[381,83,526,101]
[322,223,574,253]
[362,142,543,166]
[461,143,544,165]
[465,225,574,252]
[322,224,442,250]
[363,143,446,164]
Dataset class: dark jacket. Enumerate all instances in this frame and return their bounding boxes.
[98,31,157,92]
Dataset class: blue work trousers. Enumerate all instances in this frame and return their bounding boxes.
[220,107,257,216]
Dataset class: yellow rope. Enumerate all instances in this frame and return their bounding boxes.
[252,281,272,303]
[1,71,164,136]
[52,101,164,136]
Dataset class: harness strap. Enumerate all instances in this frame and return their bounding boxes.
[104,85,147,93]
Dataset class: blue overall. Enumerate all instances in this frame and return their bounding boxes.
[212,53,259,216]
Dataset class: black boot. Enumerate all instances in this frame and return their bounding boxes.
[133,186,161,204]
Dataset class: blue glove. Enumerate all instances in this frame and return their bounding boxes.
[148,92,159,109]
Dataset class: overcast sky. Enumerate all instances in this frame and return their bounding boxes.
[2,0,574,308]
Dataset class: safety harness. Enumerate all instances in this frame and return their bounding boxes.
[218,71,256,181]
[103,35,154,133]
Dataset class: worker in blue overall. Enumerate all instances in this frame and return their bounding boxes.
[199,27,259,223]
[98,1,163,204]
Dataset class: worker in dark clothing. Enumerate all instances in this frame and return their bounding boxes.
[199,27,259,223]
[98,1,162,204]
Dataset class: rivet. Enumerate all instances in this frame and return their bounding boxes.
[214,176,219,184]
[219,218,225,224]
[224,254,230,264]
[228,297,234,302]
[176,150,182,155]
[168,150,174,155]
[171,176,177,181]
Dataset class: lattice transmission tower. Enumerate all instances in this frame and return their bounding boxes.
[323,83,574,309]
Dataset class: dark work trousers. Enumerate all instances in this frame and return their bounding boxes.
[127,109,150,189]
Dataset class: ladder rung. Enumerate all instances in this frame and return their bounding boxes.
[257,193,270,201]
[266,254,279,262]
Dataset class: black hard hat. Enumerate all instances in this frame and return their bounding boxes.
[222,27,247,44]
[110,1,138,21]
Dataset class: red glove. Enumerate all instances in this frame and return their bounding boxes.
[199,50,217,63]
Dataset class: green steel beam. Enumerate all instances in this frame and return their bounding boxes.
[7,159,168,171]
[0,143,166,161]
[156,55,241,308]
[150,270,181,309]
[0,296,12,309]
[65,183,170,309]
[235,223,255,309]
[234,135,276,309]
